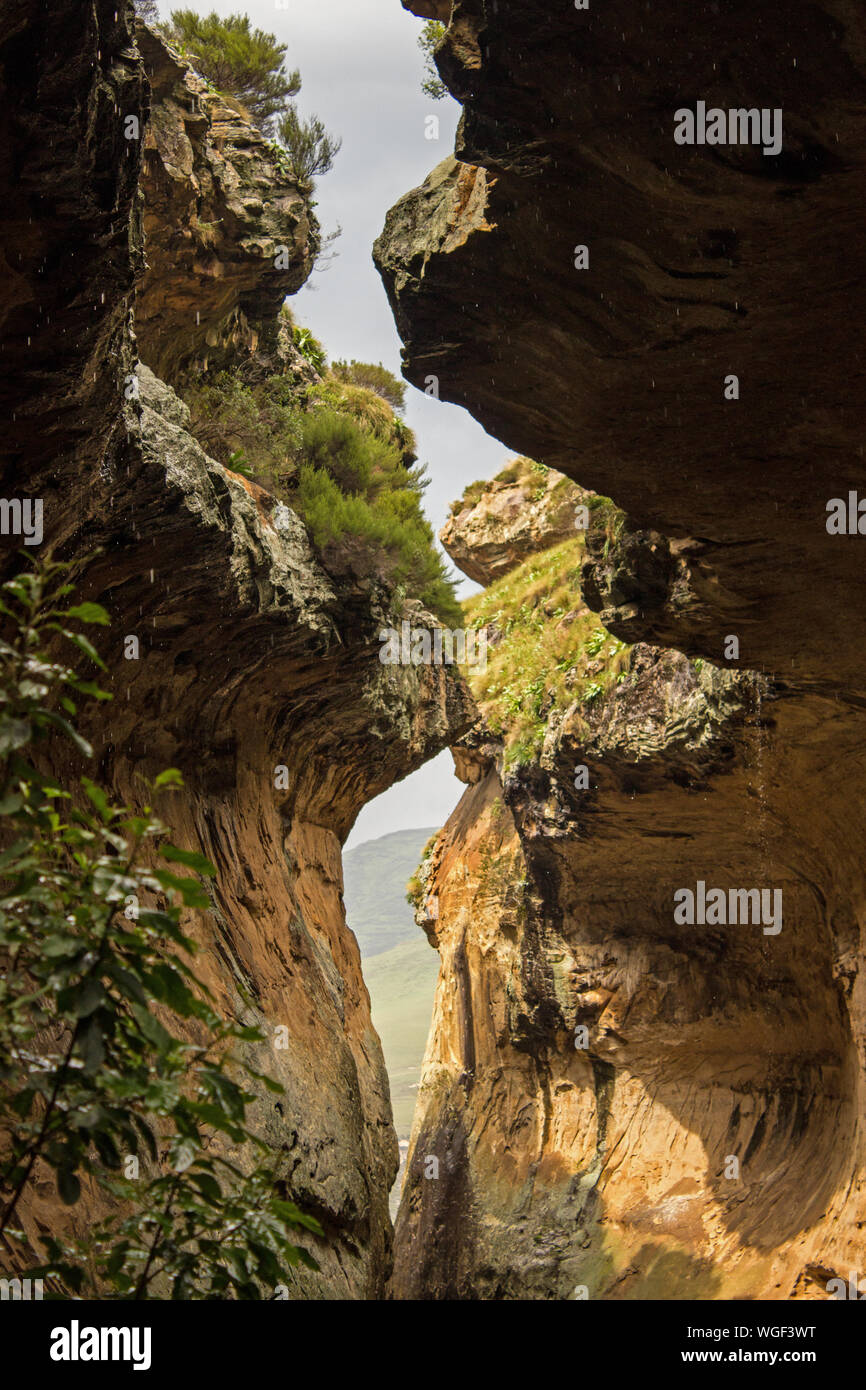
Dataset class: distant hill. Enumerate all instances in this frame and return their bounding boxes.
[363,935,441,1141]
[343,826,438,958]
[343,826,442,1151]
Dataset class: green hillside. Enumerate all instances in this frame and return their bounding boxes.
[343,826,442,1143]
[343,825,437,957]
[363,935,441,1139]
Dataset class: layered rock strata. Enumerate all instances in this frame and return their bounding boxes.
[376,0,866,684]
[394,484,866,1303]
[136,23,316,384]
[0,3,474,1297]
[380,0,866,1300]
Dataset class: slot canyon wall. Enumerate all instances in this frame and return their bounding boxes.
[376,0,866,1298]
[0,0,475,1297]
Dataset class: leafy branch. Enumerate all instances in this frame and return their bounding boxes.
[0,555,321,1298]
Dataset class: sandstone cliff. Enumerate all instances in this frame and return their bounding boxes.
[136,22,316,384]
[379,0,866,1300]
[440,456,591,587]
[0,2,473,1297]
[376,1,866,683]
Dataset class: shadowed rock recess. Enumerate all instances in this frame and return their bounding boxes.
[0,3,474,1297]
[375,2,866,1298]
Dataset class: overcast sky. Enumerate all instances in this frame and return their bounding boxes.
[155,0,509,846]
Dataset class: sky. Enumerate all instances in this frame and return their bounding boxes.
[154,0,510,847]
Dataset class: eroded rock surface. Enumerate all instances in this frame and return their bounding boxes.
[394,495,866,1303]
[377,0,866,685]
[0,0,474,1298]
[441,457,591,586]
[381,0,866,1300]
[136,23,316,384]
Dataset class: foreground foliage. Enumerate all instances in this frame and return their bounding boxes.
[0,559,321,1297]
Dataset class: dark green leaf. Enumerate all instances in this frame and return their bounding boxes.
[271,1199,324,1236]
[105,960,147,1005]
[68,977,106,1018]
[152,869,210,909]
[81,776,112,822]
[144,962,198,1016]
[80,1016,106,1072]
[40,711,92,758]
[131,1003,176,1054]
[154,768,184,789]
[61,602,110,626]
[161,844,216,877]
[94,1131,121,1170]
[57,1169,81,1206]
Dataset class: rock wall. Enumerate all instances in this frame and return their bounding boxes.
[379,0,866,1300]
[136,23,316,384]
[376,0,866,684]
[0,2,474,1298]
[440,457,591,587]
[395,635,866,1299]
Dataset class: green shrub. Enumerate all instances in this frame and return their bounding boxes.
[168,10,301,134]
[182,354,459,624]
[330,361,406,412]
[0,558,321,1297]
[406,833,440,910]
[184,372,303,490]
[277,105,341,188]
[292,325,327,375]
[311,381,397,442]
[298,409,392,495]
[296,461,461,626]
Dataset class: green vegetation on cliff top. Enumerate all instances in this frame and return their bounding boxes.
[183,320,461,626]
[465,527,629,767]
[167,8,300,132]
[159,9,340,189]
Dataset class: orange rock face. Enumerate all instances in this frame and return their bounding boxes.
[381,4,866,1300]
[440,458,592,587]
[394,640,866,1299]
[0,2,476,1298]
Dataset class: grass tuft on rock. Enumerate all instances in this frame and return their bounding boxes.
[182,348,460,625]
[464,536,629,766]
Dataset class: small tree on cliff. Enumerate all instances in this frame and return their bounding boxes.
[418,19,448,100]
[168,9,301,133]
[276,105,341,188]
[330,361,407,413]
[0,556,321,1296]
